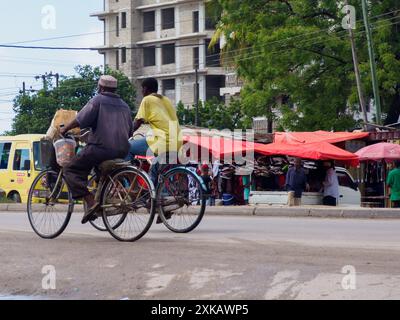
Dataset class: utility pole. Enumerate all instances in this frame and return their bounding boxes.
[42,75,48,91]
[19,82,39,95]
[195,66,200,127]
[361,0,382,125]
[55,73,59,88]
[35,72,61,91]
[345,0,369,127]
[19,82,26,95]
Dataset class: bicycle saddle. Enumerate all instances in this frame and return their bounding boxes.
[99,159,130,175]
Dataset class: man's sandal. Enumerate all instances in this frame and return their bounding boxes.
[82,203,101,224]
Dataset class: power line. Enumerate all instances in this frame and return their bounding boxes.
[0,73,38,78]
[0,10,395,68]
[0,58,87,67]
[0,56,80,63]
[0,86,19,92]
[212,13,400,64]
[5,7,399,47]
[0,15,398,99]
[0,8,396,68]
[208,15,400,68]
[4,13,216,45]
[0,54,85,64]
[0,44,94,50]
[1,16,398,85]
[0,42,213,51]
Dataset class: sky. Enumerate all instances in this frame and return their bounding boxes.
[0,0,104,134]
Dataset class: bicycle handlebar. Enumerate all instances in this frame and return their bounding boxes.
[59,128,90,140]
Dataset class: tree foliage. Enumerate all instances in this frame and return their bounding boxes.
[177,98,251,130]
[213,0,400,130]
[11,65,136,135]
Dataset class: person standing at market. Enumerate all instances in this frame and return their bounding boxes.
[285,158,309,206]
[126,77,182,185]
[387,160,400,208]
[322,161,339,206]
[60,75,134,224]
[200,164,215,206]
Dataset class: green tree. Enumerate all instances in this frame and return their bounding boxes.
[177,98,250,130]
[212,0,400,130]
[11,65,136,135]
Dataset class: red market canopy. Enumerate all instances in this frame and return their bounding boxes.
[183,135,255,159]
[254,141,360,166]
[183,134,359,165]
[355,142,400,161]
[274,131,369,144]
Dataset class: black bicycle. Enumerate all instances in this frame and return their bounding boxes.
[27,133,156,242]
[90,154,208,233]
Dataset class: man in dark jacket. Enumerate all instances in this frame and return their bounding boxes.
[60,75,133,223]
[285,158,309,206]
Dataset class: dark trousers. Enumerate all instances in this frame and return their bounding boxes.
[392,201,400,208]
[323,196,337,206]
[63,145,125,200]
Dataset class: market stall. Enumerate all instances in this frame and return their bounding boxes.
[182,134,362,206]
[355,142,400,207]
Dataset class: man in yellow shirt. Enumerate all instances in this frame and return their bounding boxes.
[127,78,182,184]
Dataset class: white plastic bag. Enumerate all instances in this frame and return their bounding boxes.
[54,138,76,167]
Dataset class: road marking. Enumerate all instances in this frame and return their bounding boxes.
[144,272,176,297]
[265,270,300,300]
[189,268,243,290]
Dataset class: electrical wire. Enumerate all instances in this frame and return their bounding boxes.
[0,13,398,98]
[0,8,397,56]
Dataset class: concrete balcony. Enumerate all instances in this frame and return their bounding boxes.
[136,32,207,46]
[90,10,118,19]
[136,0,199,11]
[90,44,120,53]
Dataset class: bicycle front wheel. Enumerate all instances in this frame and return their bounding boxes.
[101,167,156,242]
[27,169,73,239]
[157,167,206,233]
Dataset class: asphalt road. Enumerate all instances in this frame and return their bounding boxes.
[1,211,400,300]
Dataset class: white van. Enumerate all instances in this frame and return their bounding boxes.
[249,167,361,206]
[335,167,361,206]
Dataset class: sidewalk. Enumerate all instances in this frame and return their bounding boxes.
[1,203,399,219]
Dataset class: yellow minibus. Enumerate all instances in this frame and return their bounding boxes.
[0,134,44,203]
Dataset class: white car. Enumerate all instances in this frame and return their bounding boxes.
[335,167,361,206]
[249,167,361,206]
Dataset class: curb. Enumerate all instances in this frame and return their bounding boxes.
[255,206,309,217]
[1,203,399,219]
[206,206,255,216]
[309,208,344,218]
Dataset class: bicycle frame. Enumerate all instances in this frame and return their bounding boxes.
[47,169,64,201]
[132,158,209,199]
[97,165,156,210]
[160,166,209,195]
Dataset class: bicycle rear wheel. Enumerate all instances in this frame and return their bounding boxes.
[157,167,206,233]
[87,174,126,232]
[101,167,156,242]
[27,169,73,239]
